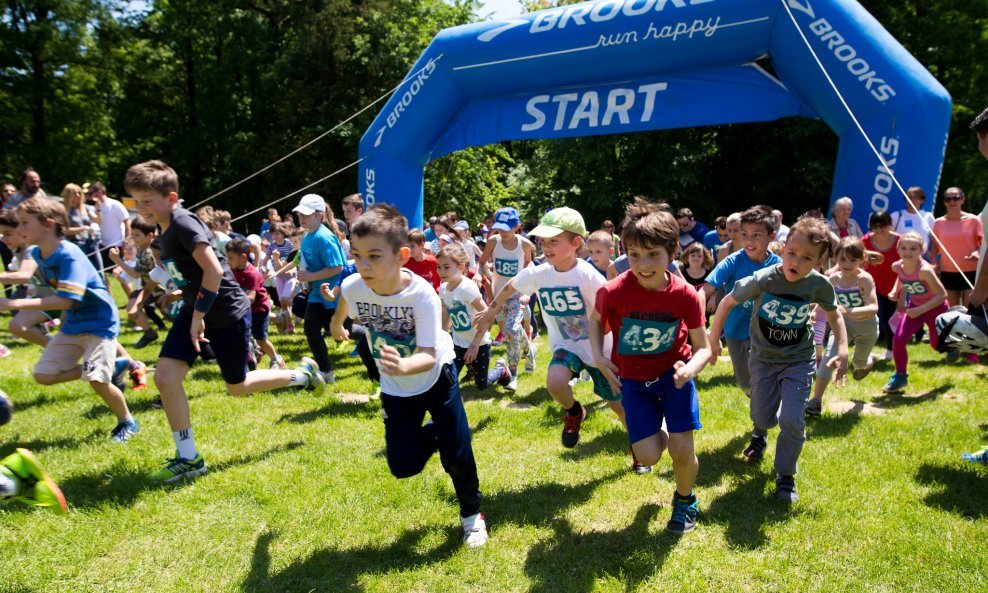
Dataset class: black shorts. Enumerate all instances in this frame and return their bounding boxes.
[940,270,976,292]
[160,306,251,385]
[250,310,269,340]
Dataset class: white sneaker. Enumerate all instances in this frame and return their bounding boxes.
[525,344,536,374]
[580,369,591,383]
[506,376,518,392]
[882,349,893,361]
[268,356,286,370]
[461,512,488,548]
[320,371,336,384]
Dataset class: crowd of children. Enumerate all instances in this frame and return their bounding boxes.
[1,126,985,542]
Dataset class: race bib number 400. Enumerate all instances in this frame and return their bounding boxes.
[757,293,813,347]
[447,302,473,333]
[618,318,678,355]
[538,287,585,316]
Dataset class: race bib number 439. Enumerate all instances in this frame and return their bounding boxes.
[618,318,678,355]
[757,293,812,347]
[538,287,585,316]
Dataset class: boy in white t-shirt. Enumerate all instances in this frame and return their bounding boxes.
[331,204,487,549]
[476,207,626,450]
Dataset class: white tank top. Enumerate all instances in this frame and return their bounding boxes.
[492,234,525,294]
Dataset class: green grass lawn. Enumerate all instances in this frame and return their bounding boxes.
[1,298,986,592]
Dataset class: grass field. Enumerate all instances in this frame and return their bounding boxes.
[1,296,986,592]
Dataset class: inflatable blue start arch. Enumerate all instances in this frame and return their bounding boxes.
[359,0,951,230]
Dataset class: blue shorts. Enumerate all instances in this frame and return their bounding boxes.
[621,369,701,442]
[160,306,251,385]
[250,310,269,340]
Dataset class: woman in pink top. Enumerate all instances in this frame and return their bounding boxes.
[930,187,982,307]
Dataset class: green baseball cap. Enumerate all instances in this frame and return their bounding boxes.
[528,207,587,238]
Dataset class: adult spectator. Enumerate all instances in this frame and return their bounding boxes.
[772,209,790,242]
[891,186,936,251]
[703,216,728,254]
[826,196,863,239]
[930,187,982,307]
[676,207,709,249]
[6,167,46,209]
[91,181,132,290]
[61,183,103,273]
[424,216,438,244]
[601,219,621,259]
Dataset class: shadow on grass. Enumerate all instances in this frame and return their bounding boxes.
[242,470,625,593]
[559,426,629,462]
[59,441,304,509]
[277,398,380,424]
[695,373,746,390]
[806,403,863,439]
[871,383,952,409]
[915,463,988,520]
[6,390,88,413]
[523,504,680,593]
[242,526,460,593]
[81,397,162,420]
[0,431,101,459]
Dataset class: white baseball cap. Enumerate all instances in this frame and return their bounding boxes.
[293,194,326,216]
[453,220,470,232]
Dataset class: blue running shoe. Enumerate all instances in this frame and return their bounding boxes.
[110,417,140,443]
[667,494,699,533]
[0,389,12,426]
[111,357,129,394]
[882,372,908,394]
[962,447,988,464]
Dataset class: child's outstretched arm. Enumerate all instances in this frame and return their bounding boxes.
[107,247,141,280]
[675,325,712,389]
[474,281,518,334]
[0,257,35,285]
[588,309,620,396]
[706,295,738,364]
[330,295,350,341]
[824,308,849,385]
[0,294,74,312]
[463,295,489,365]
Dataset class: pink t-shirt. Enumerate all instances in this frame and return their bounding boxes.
[932,216,982,273]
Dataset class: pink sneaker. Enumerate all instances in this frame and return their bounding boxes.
[0,344,10,358]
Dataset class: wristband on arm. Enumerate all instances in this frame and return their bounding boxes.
[194,287,218,314]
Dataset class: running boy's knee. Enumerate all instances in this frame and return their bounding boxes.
[32,371,59,386]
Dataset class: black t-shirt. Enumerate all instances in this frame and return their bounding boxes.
[158,208,249,327]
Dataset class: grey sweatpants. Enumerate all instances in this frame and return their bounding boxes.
[749,357,815,477]
[726,338,752,395]
[817,316,878,380]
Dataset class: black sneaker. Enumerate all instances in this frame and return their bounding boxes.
[775,475,798,503]
[151,398,164,410]
[666,494,699,534]
[561,404,586,448]
[742,434,767,463]
[804,398,822,418]
[134,329,159,349]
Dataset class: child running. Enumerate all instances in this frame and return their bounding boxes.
[477,207,536,385]
[265,222,298,333]
[0,198,140,442]
[883,231,949,394]
[330,204,487,548]
[227,238,285,369]
[437,243,512,392]
[703,205,781,398]
[127,160,324,482]
[709,216,848,502]
[805,237,879,416]
[585,230,613,277]
[590,199,712,533]
[476,207,628,453]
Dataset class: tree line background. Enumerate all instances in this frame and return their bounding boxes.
[2,0,986,231]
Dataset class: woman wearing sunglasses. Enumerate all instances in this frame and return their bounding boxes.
[931,187,982,308]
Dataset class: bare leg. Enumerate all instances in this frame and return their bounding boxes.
[667,431,698,497]
[88,381,130,421]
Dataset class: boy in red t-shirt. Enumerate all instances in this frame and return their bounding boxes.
[590,198,712,535]
[403,228,440,291]
[228,238,284,369]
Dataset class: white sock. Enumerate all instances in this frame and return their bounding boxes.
[122,413,135,425]
[173,428,197,460]
[0,468,20,499]
[288,371,308,387]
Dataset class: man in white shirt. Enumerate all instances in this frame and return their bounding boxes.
[91,181,133,292]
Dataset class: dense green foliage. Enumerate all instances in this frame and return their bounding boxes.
[1,0,985,230]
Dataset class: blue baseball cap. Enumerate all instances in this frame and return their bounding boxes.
[492,207,520,232]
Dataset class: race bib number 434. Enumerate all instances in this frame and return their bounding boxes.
[618,318,678,355]
[538,287,585,316]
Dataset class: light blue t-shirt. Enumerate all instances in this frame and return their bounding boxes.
[705,248,782,340]
[31,241,120,339]
[300,225,346,309]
